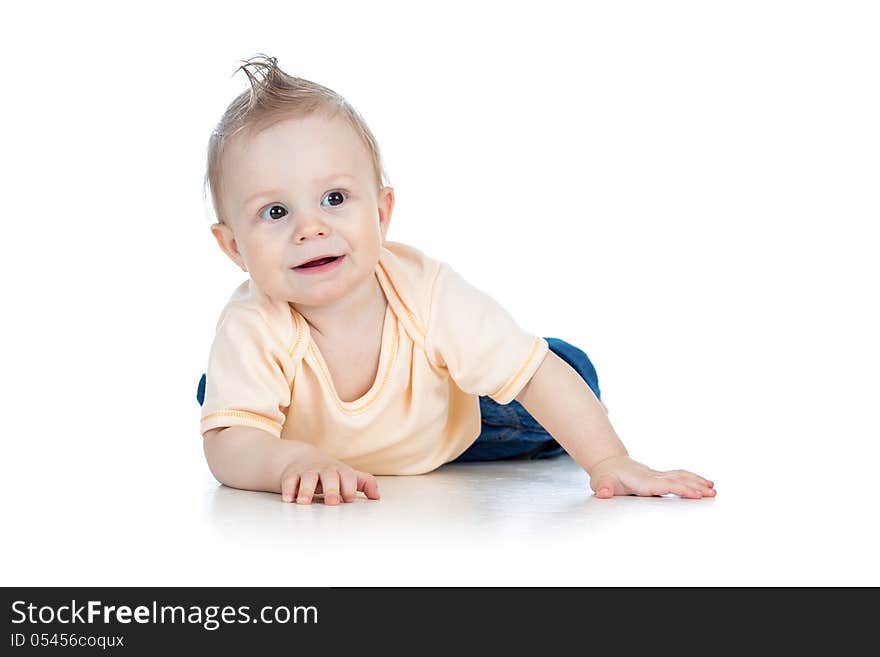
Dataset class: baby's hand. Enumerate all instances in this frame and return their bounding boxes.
[280,445,380,505]
[588,455,716,499]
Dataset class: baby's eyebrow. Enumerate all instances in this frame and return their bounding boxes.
[242,173,355,209]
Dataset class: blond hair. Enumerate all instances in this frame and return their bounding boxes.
[204,54,390,224]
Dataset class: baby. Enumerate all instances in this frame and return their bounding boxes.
[198,54,716,505]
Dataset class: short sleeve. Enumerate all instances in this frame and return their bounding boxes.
[424,263,549,404]
[199,305,294,438]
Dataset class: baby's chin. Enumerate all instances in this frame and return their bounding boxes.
[278,279,364,309]
[285,291,346,308]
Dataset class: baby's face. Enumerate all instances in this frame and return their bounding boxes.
[212,112,393,307]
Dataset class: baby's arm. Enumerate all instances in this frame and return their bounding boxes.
[514,352,716,499]
[203,426,380,504]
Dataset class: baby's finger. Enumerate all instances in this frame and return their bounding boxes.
[280,473,300,503]
[297,470,319,504]
[679,478,717,497]
[650,480,703,499]
[686,479,717,496]
[339,469,358,502]
[320,469,341,505]
[672,470,714,488]
[671,472,717,496]
[356,471,381,500]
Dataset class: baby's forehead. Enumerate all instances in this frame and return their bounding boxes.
[226,114,367,176]
[242,113,358,152]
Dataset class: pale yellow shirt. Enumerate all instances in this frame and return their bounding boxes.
[199,241,549,475]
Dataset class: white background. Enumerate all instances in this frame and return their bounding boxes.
[1,0,877,586]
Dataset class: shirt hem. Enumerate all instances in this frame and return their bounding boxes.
[487,336,550,405]
[200,411,283,438]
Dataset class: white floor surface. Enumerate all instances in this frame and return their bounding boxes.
[4,450,877,587]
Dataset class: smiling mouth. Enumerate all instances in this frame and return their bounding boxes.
[294,256,342,269]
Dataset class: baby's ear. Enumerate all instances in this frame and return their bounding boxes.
[210,222,247,272]
[378,186,394,240]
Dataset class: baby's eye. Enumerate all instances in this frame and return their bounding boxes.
[259,204,288,222]
[321,190,347,207]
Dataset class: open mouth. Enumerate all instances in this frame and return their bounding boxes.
[295,255,341,269]
[293,255,345,272]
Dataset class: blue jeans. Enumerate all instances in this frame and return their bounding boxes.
[195,337,601,462]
